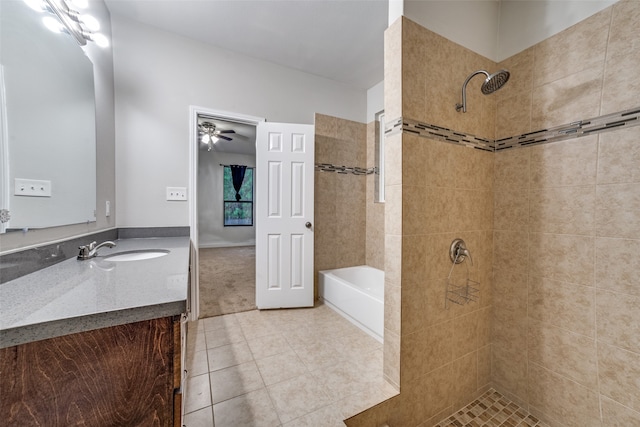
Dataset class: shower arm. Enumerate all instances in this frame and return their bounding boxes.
[455,70,490,113]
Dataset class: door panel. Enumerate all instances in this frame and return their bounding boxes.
[256,123,314,309]
[291,162,305,217]
[268,162,282,217]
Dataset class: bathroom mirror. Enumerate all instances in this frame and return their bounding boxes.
[0,0,97,233]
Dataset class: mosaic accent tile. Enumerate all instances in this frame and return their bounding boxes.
[385,117,494,152]
[433,389,551,427]
[386,106,640,153]
[314,163,376,175]
[495,106,640,151]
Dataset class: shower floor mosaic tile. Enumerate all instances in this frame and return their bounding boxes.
[434,389,551,427]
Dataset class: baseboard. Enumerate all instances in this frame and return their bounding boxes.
[199,242,256,249]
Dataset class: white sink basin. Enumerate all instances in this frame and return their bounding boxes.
[103,249,170,262]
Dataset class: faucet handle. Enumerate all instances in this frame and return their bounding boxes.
[458,247,473,266]
[449,238,473,265]
[77,245,91,260]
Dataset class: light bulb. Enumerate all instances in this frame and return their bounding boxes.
[90,33,109,48]
[43,16,65,33]
[201,134,209,144]
[211,135,220,144]
[24,0,47,12]
[80,14,100,31]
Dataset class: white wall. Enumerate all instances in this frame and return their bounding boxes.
[112,16,367,228]
[367,81,384,123]
[403,1,501,61]
[497,0,617,61]
[198,152,256,248]
[400,0,617,62]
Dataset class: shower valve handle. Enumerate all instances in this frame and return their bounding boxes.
[457,247,473,266]
[450,238,473,266]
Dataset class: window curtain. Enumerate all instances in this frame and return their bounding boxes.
[230,165,247,201]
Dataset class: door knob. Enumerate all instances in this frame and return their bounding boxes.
[305,222,312,229]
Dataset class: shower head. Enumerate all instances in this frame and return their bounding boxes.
[481,69,510,94]
[455,69,510,113]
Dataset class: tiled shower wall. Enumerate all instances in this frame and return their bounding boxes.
[493,128,640,426]
[398,17,494,423]
[314,114,385,295]
[349,17,499,427]
[492,1,640,425]
[348,1,639,426]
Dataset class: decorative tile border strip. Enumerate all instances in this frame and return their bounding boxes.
[314,163,376,175]
[402,118,494,152]
[385,106,640,152]
[494,107,640,151]
[385,117,404,137]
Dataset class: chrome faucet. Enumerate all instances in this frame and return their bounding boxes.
[77,241,116,260]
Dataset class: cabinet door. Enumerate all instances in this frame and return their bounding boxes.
[0,317,176,426]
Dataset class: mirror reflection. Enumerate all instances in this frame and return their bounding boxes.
[0,0,97,233]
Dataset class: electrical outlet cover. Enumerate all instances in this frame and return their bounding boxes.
[166,187,187,201]
[14,178,52,197]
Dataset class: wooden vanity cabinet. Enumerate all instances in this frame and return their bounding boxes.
[0,315,184,427]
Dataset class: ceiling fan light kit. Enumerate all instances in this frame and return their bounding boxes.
[198,121,236,151]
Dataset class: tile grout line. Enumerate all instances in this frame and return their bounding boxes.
[594,129,605,425]
[435,388,545,427]
[186,305,391,426]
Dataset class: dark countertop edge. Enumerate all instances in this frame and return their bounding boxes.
[0,300,186,349]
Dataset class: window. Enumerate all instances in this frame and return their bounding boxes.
[375,111,385,203]
[223,166,253,226]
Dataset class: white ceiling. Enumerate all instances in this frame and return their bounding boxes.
[104,0,388,90]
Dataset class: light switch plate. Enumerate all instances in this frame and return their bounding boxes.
[14,178,51,197]
[166,187,187,201]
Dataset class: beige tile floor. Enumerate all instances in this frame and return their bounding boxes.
[183,303,398,427]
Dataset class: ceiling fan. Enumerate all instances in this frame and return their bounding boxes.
[199,121,236,151]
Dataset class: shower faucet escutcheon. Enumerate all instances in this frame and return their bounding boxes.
[449,238,473,266]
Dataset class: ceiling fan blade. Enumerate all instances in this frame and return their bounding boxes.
[217,135,233,141]
[216,130,236,134]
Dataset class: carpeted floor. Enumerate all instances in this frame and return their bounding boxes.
[198,246,256,318]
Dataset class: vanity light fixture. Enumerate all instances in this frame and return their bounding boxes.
[23,0,109,47]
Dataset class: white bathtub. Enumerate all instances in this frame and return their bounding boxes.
[318,265,384,342]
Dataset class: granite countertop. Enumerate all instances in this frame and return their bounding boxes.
[0,236,190,348]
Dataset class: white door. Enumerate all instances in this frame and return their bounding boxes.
[256,122,314,309]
